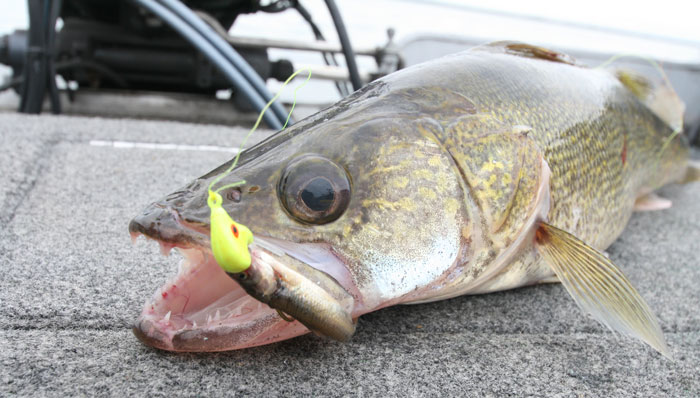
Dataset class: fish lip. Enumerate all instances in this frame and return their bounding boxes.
[129,203,209,248]
[132,321,171,351]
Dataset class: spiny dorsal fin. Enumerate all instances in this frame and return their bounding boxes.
[535,222,671,358]
[474,41,580,66]
[615,69,685,132]
[615,70,652,99]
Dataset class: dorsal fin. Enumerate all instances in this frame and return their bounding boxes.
[615,69,685,132]
[473,41,580,66]
[615,70,652,99]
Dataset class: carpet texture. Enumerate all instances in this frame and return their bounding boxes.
[1,113,698,397]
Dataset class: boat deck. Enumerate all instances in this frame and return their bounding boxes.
[1,112,699,397]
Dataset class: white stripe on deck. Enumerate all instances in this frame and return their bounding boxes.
[89,140,239,153]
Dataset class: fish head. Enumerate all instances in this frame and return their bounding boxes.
[128,82,475,351]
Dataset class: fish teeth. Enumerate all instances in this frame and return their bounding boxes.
[129,232,140,245]
[207,314,212,325]
[159,242,173,257]
[214,310,221,321]
[164,311,171,322]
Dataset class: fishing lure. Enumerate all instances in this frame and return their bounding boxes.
[207,68,311,273]
[208,190,254,273]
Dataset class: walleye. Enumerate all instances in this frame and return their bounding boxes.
[129,42,696,356]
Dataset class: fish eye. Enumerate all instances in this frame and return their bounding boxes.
[300,177,335,212]
[278,154,351,225]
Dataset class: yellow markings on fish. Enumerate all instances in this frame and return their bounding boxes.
[486,174,499,187]
[392,176,410,189]
[387,142,413,155]
[481,158,504,172]
[419,186,437,200]
[428,155,442,167]
[434,172,451,194]
[342,213,365,238]
[501,171,512,185]
[413,169,434,180]
[445,197,460,216]
[362,197,416,212]
[366,159,412,177]
[461,225,471,239]
[398,197,417,212]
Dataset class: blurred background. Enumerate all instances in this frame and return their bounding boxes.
[1,0,699,137]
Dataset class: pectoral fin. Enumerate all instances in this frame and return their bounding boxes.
[535,222,671,358]
[634,193,672,212]
[681,160,700,184]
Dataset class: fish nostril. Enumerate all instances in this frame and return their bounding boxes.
[226,188,242,203]
[129,207,157,235]
[129,202,184,239]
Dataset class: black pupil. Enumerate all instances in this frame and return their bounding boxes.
[301,178,335,212]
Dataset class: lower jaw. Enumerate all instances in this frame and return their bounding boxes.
[133,313,310,352]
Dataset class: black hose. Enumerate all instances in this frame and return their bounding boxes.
[259,0,296,13]
[156,0,290,128]
[130,0,283,130]
[19,0,48,113]
[324,0,362,92]
[46,0,62,114]
[18,0,62,114]
[295,2,349,97]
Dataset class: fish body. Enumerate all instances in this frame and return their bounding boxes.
[129,43,689,353]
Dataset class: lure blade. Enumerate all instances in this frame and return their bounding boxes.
[208,191,253,273]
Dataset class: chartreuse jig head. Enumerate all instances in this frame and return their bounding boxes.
[206,68,311,273]
[208,190,254,273]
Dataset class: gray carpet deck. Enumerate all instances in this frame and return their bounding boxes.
[1,113,698,397]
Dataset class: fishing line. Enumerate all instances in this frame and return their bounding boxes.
[208,68,312,194]
[596,53,671,87]
[206,68,312,274]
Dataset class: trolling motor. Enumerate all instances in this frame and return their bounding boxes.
[0,0,402,127]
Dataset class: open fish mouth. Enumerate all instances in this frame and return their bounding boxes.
[132,243,304,351]
[130,218,359,352]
